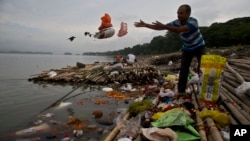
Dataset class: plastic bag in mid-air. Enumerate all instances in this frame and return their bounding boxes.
[94,27,115,39]
[98,13,113,30]
[95,13,115,39]
[118,22,128,37]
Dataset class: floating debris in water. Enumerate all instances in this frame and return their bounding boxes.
[54,102,72,110]
[102,87,113,92]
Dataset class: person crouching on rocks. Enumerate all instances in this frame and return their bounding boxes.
[123,54,137,67]
[111,53,124,69]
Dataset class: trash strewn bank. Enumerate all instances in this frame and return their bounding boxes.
[11,50,249,141]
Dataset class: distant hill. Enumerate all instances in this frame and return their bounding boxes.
[0,51,53,55]
[64,52,72,55]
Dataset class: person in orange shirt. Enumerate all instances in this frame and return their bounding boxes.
[114,53,123,64]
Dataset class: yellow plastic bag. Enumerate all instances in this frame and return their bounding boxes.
[165,74,178,81]
[199,109,230,127]
[151,112,166,121]
[199,55,227,102]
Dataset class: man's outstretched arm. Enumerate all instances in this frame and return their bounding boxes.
[134,20,190,33]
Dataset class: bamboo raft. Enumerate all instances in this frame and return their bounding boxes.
[29,63,162,85]
[28,53,184,85]
[220,58,250,124]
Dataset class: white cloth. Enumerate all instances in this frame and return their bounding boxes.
[126,54,136,64]
[142,127,178,141]
[159,88,175,97]
[112,63,123,69]
[168,60,173,66]
[188,75,200,85]
[235,82,250,95]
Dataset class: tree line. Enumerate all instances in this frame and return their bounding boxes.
[83,17,250,56]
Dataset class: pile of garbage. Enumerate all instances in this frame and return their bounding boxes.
[105,55,250,141]
[106,75,228,141]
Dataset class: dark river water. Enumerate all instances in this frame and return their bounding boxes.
[0,53,130,140]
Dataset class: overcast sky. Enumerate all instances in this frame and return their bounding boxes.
[0,0,249,54]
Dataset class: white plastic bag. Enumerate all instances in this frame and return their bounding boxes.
[235,82,250,96]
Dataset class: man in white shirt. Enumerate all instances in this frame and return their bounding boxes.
[124,54,137,66]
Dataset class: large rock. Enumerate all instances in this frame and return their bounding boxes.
[76,62,86,68]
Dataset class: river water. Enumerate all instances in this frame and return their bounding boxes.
[0,53,127,140]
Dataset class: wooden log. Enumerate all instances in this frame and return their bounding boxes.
[226,63,250,97]
[222,71,241,84]
[219,105,238,125]
[90,72,105,82]
[226,63,250,75]
[227,67,250,79]
[229,58,250,65]
[225,62,245,83]
[82,70,93,78]
[95,74,106,84]
[222,80,250,101]
[223,75,240,88]
[220,91,250,124]
[228,61,250,70]
[221,82,250,107]
[85,71,102,79]
[204,117,224,141]
[225,65,250,81]
[206,133,214,141]
[104,112,130,141]
[191,92,207,141]
[220,89,250,123]
[221,87,250,114]
[192,89,223,141]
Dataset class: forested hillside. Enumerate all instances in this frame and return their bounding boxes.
[202,17,250,47]
[83,17,250,56]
